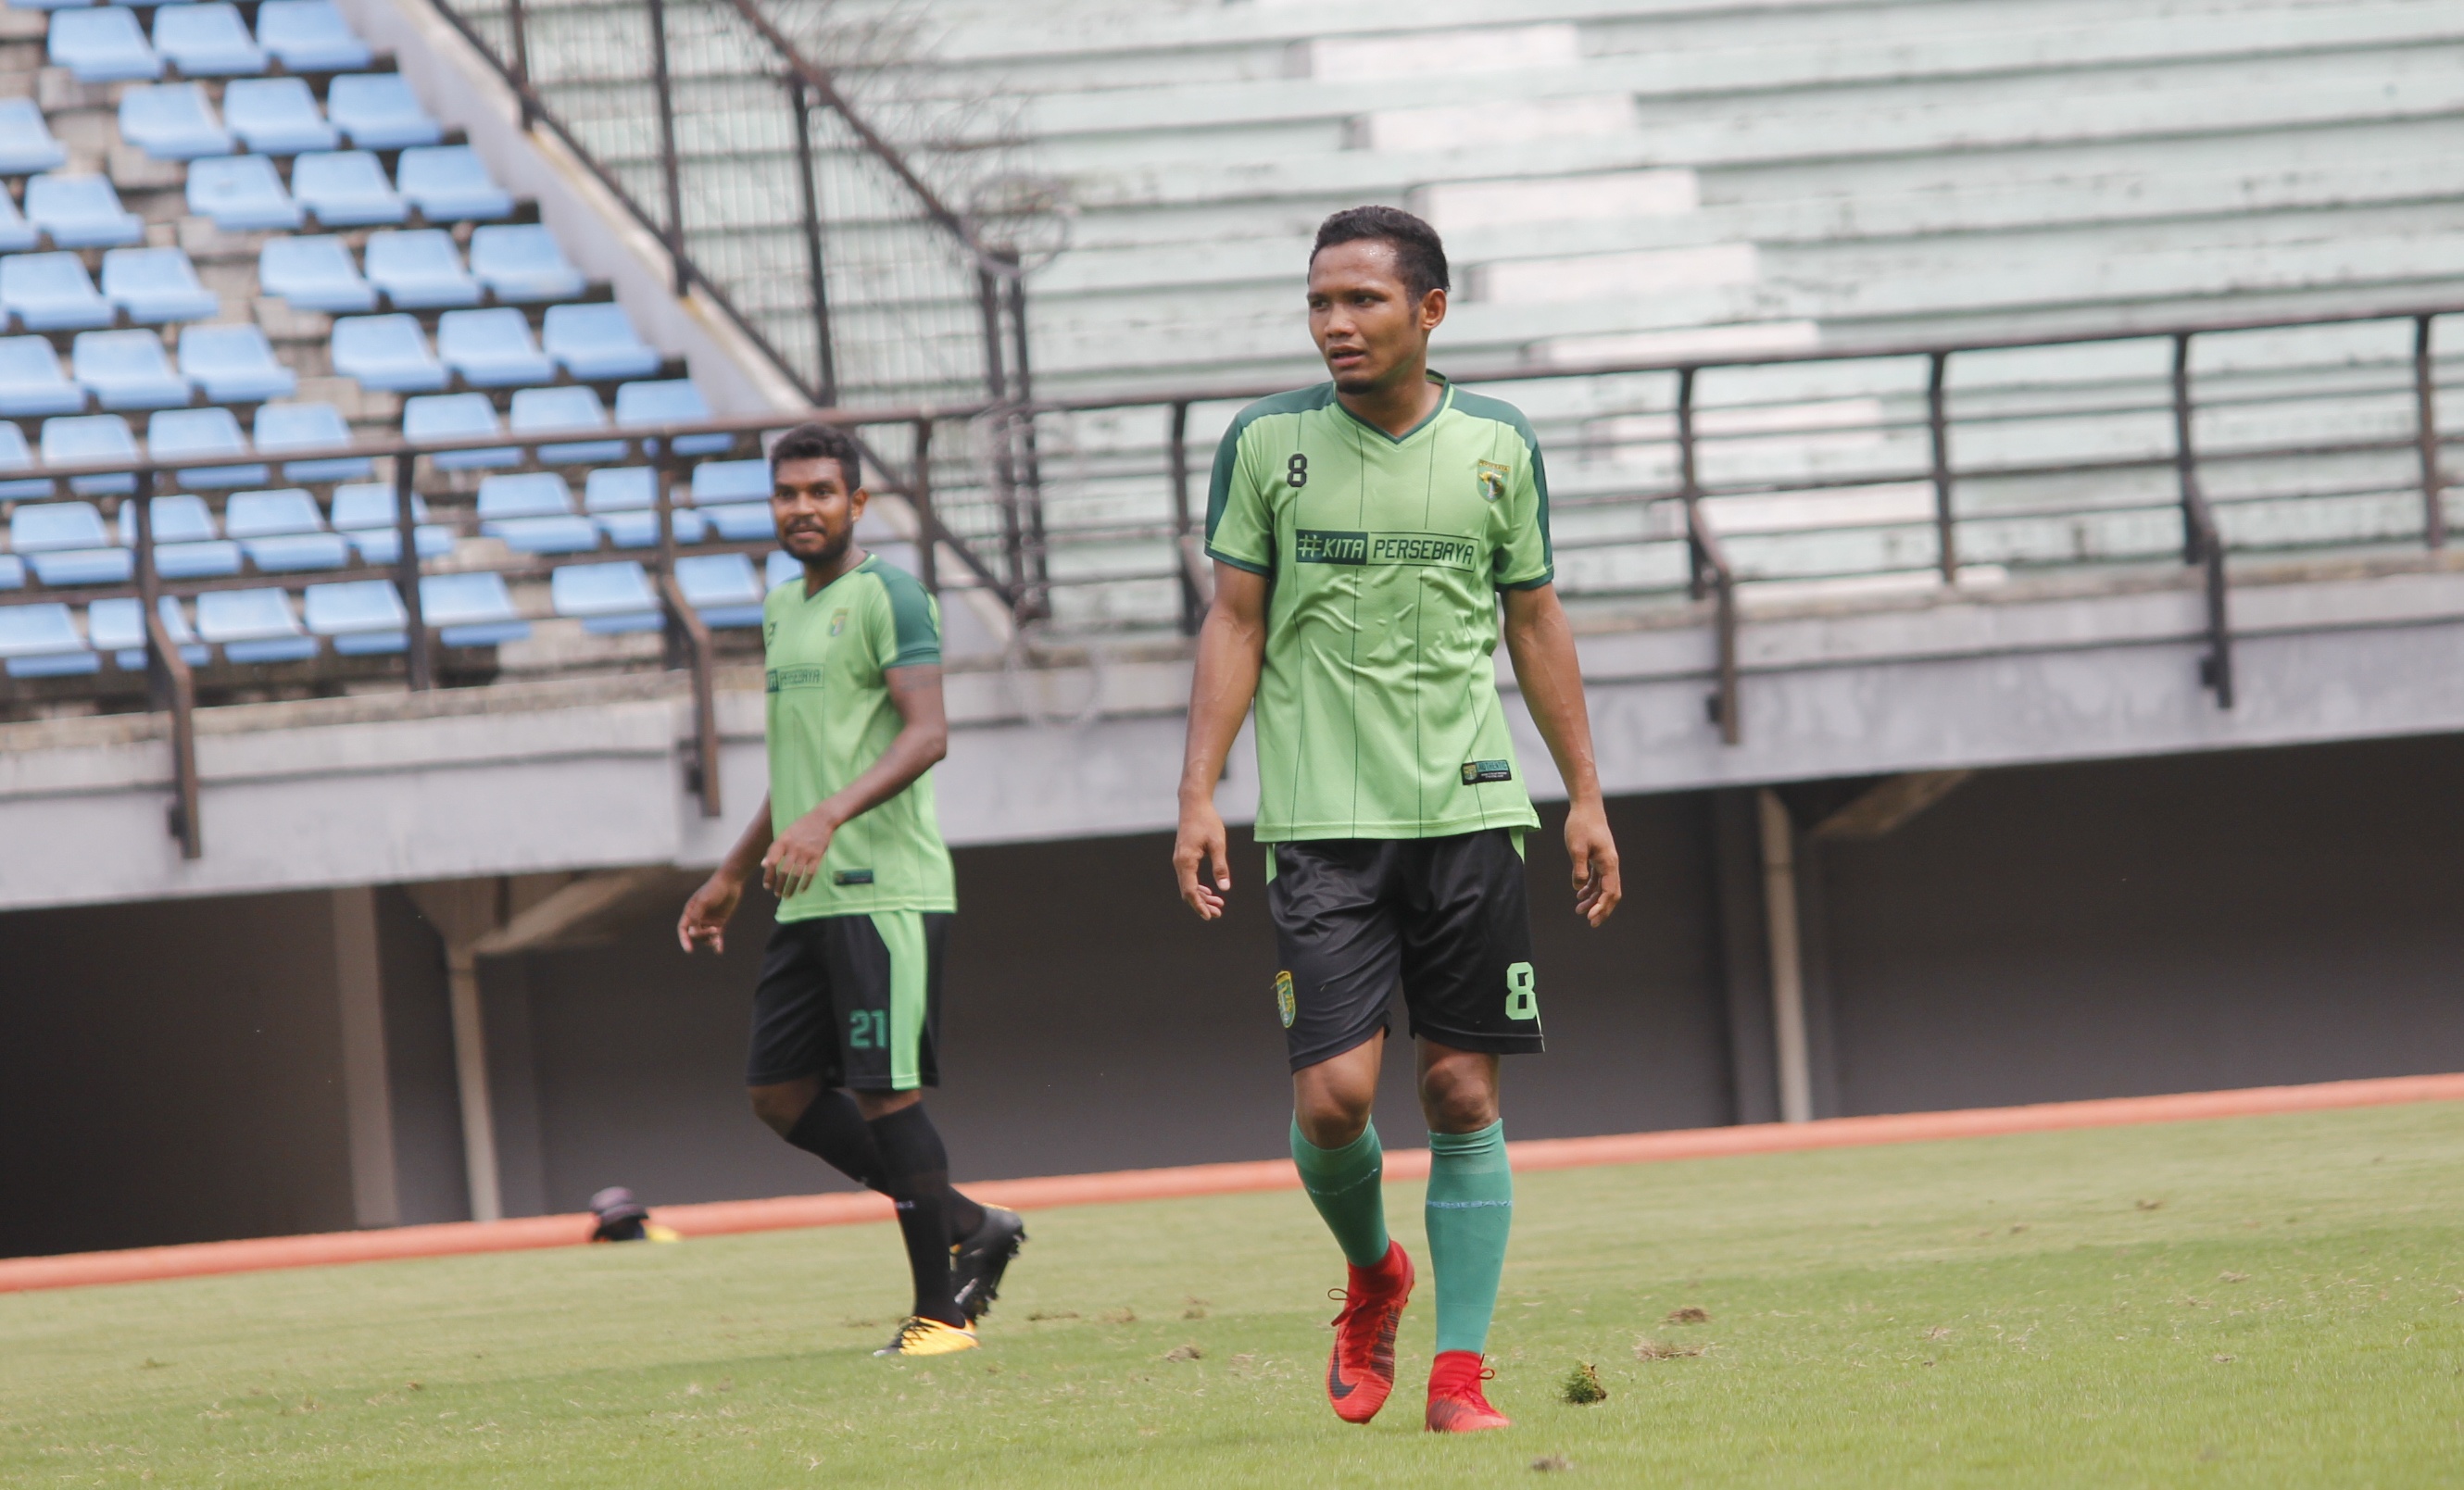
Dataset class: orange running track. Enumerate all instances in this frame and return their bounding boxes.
[5,1071,2459,1296]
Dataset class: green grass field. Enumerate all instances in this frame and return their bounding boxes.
[7,1102,2463,1487]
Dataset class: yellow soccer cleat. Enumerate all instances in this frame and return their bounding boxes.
[874,1316,980,1358]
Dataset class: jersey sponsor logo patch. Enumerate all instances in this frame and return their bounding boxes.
[1276,970,1297,1028]
[1295,529,1481,570]
[1461,759,1514,784]
[829,607,850,636]
[1475,458,1511,501]
[832,868,875,885]
[766,665,826,694]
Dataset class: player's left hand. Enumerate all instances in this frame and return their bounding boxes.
[763,812,836,900]
[1565,800,1621,926]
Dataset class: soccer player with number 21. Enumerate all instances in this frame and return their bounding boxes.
[1174,207,1623,1433]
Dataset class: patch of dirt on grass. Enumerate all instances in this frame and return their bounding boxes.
[2219,1271,2249,1283]
[1025,1309,1078,1322]
[1101,1308,1138,1325]
[1163,1344,1203,1362]
[1922,1326,1955,1341]
[1634,1337,1704,1361]
[1666,1307,1711,1325]
[2136,1199,2165,1211]
[1531,1455,1574,1471]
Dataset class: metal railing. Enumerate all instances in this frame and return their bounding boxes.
[3,305,2458,860]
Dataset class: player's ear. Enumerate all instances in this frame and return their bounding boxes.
[848,483,870,520]
[1420,285,1448,333]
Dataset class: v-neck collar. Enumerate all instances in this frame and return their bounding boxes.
[1334,372,1453,446]
[801,550,872,602]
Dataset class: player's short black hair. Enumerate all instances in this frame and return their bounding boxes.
[1311,206,1451,302]
[769,421,861,492]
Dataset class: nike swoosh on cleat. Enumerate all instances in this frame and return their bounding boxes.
[1327,1357,1359,1399]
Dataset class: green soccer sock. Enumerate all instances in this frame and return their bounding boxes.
[1425,1121,1513,1357]
[1291,1117,1390,1269]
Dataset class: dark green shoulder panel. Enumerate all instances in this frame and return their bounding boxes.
[1205,383,1335,544]
[867,557,942,667]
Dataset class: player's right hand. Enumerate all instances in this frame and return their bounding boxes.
[677,873,742,954]
[1174,799,1232,920]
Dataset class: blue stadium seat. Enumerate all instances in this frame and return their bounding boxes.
[221,78,335,154]
[0,557,19,590]
[693,458,770,506]
[0,335,86,416]
[224,486,346,570]
[544,303,660,382]
[2,253,112,332]
[509,384,622,464]
[437,307,552,386]
[303,578,406,653]
[41,413,138,495]
[90,595,208,669]
[420,570,528,646]
[469,224,583,303]
[476,470,597,552]
[6,0,94,14]
[675,551,763,628]
[255,0,371,72]
[187,154,301,232]
[583,466,705,547]
[149,406,266,487]
[115,495,240,579]
[72,329,191,410]
[326,73,441,150]
[13,498,132,583]
[0,601,97,676]
[180,323,295,402]
[293,150,405,227]
[118,83,233,160]
[90,595,208,670]
[196,586,315,662]
[0,422,45,500]
[331,481,451,563]
[699,500,775,543]
[0,191,36,254]
[26,173,142,248]
[551,559,660,632]
[0,99,70,174]
[397,145,510,222]
[253,400,370,482]
[152,3,264,76]
[402,391,514,468]
[49,7,163,82]
[364,228,478,308]
[258,234,372,312]
[330,313,446,391]
[101,247,219,322]
[613,378,730,455]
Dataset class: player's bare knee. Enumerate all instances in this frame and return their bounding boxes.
[1417,1064,1499,1133]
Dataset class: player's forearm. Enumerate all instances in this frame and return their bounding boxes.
[1504,592,1605,808]
[714,796,774,886]
[1179,603,1264,804]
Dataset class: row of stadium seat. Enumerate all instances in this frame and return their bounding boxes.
[0,376,724,490]
[157,145,508,227]
[120,74,435,159]
[256,228,585,308]
[0,551,795,676]
[47,2,372,82]
[332,306,657,390]
[0,247,215,327]
[0,323,294,409]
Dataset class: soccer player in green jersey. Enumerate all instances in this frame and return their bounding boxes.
[679,422,1024,1359]
[1174,207,1623,1432]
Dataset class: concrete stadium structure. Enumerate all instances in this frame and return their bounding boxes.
[6,0,2464,1258]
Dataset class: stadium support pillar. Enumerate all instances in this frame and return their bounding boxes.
[332,886,401,1229]
[407,881,508,1225]
[1758,789,1815,1124]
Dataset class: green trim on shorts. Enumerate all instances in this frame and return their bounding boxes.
[873,909,930,1090]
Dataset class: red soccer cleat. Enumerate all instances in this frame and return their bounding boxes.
[1425,1349,1513,1433]
[1325,1242,1414,1423]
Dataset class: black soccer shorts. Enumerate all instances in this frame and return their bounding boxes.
[1265,829,1543,1072]
[745,911,950,1092]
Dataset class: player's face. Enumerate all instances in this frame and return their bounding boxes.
[1307,241,1446,395]
[772,455,866,566]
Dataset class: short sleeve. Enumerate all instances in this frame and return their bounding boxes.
[872,567,941,669]
[1203,417,1274,576]
[1494,428,1554,591]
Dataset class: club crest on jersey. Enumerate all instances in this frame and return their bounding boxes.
[828,608,849,636]
[1275,970,1297,1028]
[1475,459,1511,502]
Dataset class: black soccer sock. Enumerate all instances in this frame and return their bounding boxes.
[781,1089,886,1192]
[866,1103,965,1326]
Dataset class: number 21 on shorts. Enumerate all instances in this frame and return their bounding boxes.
[1505,961,1539,1023]
[849,1008,890,1049]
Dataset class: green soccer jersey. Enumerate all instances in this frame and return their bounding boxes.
[762,554,956,920]
[1205,375,1553,843]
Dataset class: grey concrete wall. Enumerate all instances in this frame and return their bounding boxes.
[0,893,358,1258]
